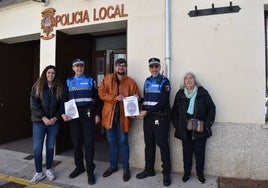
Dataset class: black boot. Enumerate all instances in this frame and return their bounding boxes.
[69,166,85,179]
[197,173,206,184]
[163,174,171,186]
[88,173,95,185]
[182,172,191,182]
[136,170,155,179]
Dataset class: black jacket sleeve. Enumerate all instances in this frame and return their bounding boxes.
[60,83,69,115]
[171,89,187,141]
[93,86,103,117]
[30,86,45,120]
[203,89,216,129]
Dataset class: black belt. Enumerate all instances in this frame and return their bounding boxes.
[151,111,168,116]
[77,106,90,111]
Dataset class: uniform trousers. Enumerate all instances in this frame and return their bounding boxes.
[182,136,207,175]
[69,109,95,174]
[143,114,171,174]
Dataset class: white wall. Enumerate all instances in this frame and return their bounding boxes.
[126,0,266,124]
[0,1,41,39]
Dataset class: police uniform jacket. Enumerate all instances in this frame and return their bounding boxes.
[62,75,101,117]
[30,83,62,122]
[172,86,216,141]
[98,73,140,132]
[142,73,171,115]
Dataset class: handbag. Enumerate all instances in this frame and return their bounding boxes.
[187,118,204,132]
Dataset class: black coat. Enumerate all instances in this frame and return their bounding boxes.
[172,86,216,141]
[30,84,62,122]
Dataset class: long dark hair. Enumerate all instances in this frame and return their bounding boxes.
[34,65,63,99]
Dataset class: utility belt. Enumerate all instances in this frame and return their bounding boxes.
[151,110,171,126]
[77,106,94,118]
[77,106,91,111]
[151,110,169,117]
[187,118,204,132]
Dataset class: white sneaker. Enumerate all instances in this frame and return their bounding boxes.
[30,172,45,184]
[46,169,56,181]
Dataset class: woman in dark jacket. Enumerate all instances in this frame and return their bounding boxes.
[172,72,215,184]
[29,65,63,184]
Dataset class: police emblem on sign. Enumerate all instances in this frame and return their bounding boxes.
[41,8,57,40]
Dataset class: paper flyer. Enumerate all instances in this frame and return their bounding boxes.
[64,99,79,119]
[123,96,139,117]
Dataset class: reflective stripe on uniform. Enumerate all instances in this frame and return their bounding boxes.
[75,98,94,103]
[143,101,158,106]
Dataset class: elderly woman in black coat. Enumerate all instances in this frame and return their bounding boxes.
[172,72,216,184]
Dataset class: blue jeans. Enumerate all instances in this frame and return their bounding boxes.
[106,121,129,170]
[32,122,60,173]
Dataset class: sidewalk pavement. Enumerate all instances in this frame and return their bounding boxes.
[0,148,218,188]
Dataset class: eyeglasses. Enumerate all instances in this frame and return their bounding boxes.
[116,63,127,67]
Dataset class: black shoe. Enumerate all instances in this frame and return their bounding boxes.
[163,174,171,186]
[197,174,206,184]
[136,170,155,179]
[69,167,85,179]
[182,173,191,182]
[88,174,95,185]
[123,169,130,182]
[103,167,118,177]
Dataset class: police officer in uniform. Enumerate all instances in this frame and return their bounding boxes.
[136,58,172,186]
[61,58,101,185]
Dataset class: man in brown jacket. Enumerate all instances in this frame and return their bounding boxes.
[98,58,140,182]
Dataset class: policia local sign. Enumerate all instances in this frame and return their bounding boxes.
[41,4,128,40]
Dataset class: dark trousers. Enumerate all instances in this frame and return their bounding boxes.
[143,114,171,174]
[69,109,95,174]
[182,137,207,175]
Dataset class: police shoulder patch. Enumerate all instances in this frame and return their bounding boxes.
[165,85,171,91]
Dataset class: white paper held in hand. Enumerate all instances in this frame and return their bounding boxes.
[123,96,139,117]
[64,99,79,119]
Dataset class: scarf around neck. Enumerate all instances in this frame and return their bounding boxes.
[184,86,198,115]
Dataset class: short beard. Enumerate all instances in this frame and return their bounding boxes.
[117,71,125,75]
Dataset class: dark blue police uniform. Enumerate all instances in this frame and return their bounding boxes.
[142,73,171,176]
[66,75,97,175]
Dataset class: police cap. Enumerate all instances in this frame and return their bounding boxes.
[148,57,160,66]
[72,58,85,66]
